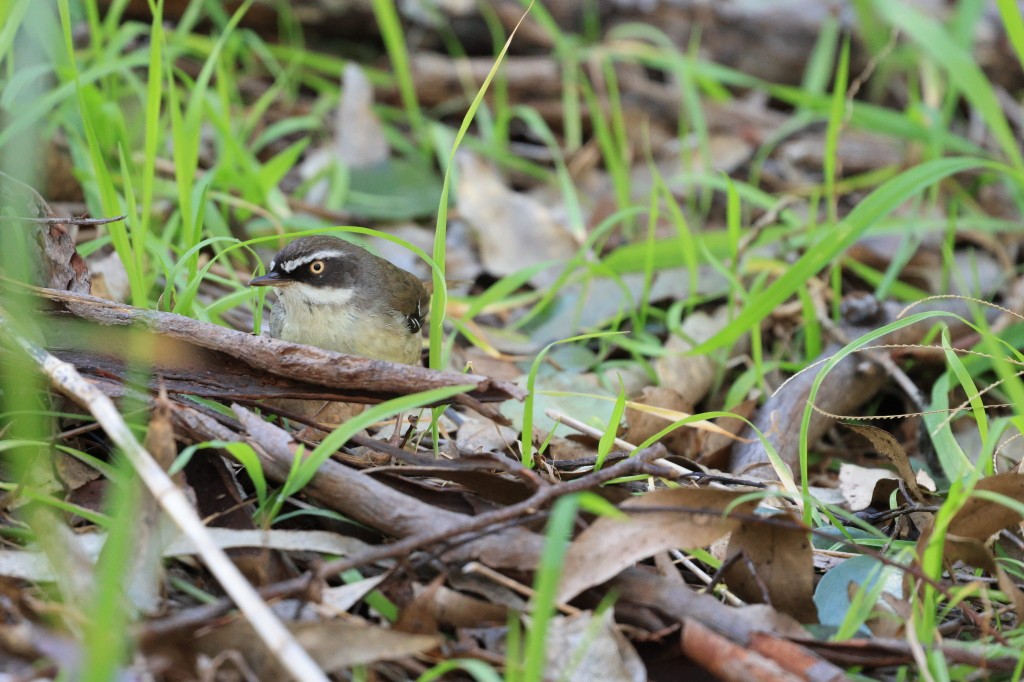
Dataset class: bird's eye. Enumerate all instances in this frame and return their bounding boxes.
[309,260,326,275]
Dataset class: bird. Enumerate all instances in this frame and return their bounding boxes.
[249,235,428,365]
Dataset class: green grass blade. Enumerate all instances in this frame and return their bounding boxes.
[873,0,1024,170]
[371,0,426,145]
[429,3,534,370]
[692,157,1007,354]
[522,494,579,682]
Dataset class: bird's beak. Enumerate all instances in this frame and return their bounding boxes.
[249,272,290,287]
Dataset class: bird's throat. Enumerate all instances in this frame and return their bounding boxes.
[273,286,421,364]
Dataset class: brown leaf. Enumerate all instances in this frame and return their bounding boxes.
[394,575,443,635]
[543,609,645,682]
[53,451,101,493]
[724,510,817,623]
[699,399,757,469]
[193,617,440,677]
[948,473,1024,540]
[932,473,1024,620]
[87,249,130,303]
[624,386,695,456]
[127,394,179,614]
[336,63,389,167]
[843,424,928,504]
[654,309,729,407]
[838,463,895,512]
[944,535,1024,620]
[299,63,390,205]
[425,584,508,628]
[557,488,756,603]
[456,152,577,288]
[456,410,520,455]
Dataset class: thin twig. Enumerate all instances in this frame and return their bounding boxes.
[546,408,694,475]
[310,443,675,579]
[140,423,675,639]
[463,561,582,616]
[0,214,126,226]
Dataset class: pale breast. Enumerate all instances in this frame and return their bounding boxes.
[270,289,422,364]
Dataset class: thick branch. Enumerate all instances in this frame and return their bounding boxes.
[33,286,524,404]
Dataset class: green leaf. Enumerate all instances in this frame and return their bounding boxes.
[343,158,443,220]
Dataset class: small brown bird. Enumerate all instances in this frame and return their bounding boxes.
[249,235,428,365]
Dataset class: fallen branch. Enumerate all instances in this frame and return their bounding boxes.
[31,285,524,405]
[157,400,847,677]
[0,305,328,682]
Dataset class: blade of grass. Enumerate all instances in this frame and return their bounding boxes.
[872,0,1024,170]
[692,157,1012,354]
[996,0,1024,70]
[522,332,623,467]
[371,0,426,147]
[823,36,850,224]
[168,0,254,286]
[430,3,534,370]
[521,494,579,682]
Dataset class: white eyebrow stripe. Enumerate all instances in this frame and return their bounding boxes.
[279,249,348,273]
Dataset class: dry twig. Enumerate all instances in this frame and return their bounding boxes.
[0,305,328,682]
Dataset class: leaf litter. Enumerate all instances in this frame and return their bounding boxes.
[3,3,1024,680]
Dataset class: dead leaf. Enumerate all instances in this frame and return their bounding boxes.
[0,528,375,583]
[930,473,1024,620]
[456,151,577,288]
[456,410,519,454]
[839,463,937,512]
[843,424,929,505]
[163,528,373,558]
[624,386,696,455]
[336,63,390,168]
[87,249,130,302]
[395,575,443,635]
[319,576,387,615]
[655,307,731,406]
[698,399,757,469]
[944,535,1024,620]
[557,487,756,603]
[126,396,179,614]
[541,609,645,682]
[300,63,390,206]
[423,584,508,628]
[839,463,898,512]
[677,134,755,175]
[193,617,440,677]
[948,473,1024,540]
[53,451,101,492]
[724,510,817,623]
[779,129,905,175]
